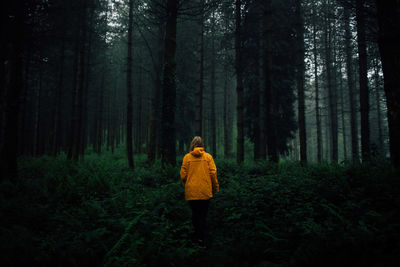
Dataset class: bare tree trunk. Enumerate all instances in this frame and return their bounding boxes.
[1,0,24,181]
[160,0,178,166]
[73,1,88,161]
[339,63,347,161]
[374,58,384,153]
[67,3,84,161]
[265,0,278,163]
[210,10,217,158]
[356,0,370,162]
[235,0,244,164]
[147,24,164,164]
[80,7,94,160]
[257,11,266,160]
[295,0,307,165]
[324,6,338,163]
[195,0,205,137]
[33,65,43,156]
[51,34,65,156]
[223,57,231,158]
[376,0,400,167]
[313,7,322,163]
[344,6,359,163]
[126,0,134,168]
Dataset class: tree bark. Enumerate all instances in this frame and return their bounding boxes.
[51,34,65,156]
[295,0,307,165]
[126,0,135,168]
[223,55,231,158]
[339,63,347,160]
[258,11,266,160]
[160,0,178,166]
[210,11,217,158]
[265,0,278,163]
[147,24,164,164]
[344,6,359,163]
[356,0,370,162]
[235,0,244,164]
[312,7,322,163]
[195,0,205,137]
[376,0,400,166]
[0,0,24,181]
[33,65,43,156]
[374,58,384,153]
[324,6,338,163]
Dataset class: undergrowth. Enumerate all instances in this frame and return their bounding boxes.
[0,150,399,266]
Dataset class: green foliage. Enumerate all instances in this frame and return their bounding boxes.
[1,153,399,266]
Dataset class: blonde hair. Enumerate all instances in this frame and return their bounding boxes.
[190,136,203,151]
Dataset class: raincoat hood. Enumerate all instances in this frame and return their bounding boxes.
[190,147,205,157]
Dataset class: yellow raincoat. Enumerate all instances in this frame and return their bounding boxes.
[180,147,219,200]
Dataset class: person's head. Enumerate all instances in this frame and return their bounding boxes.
[190,136,203,151]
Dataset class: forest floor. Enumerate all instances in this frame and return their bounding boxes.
[1,148,399,266]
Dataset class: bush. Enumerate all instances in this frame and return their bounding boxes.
[1,153,399,266]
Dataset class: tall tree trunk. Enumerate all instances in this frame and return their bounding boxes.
[147,24,164,164]
[51,35,65,156]
[265,0,278,163]
[235,0,244,164]
[33,65,43,156]
[258,12,266,160]
[195,0,205,137]
[374,58,384,153]
[161,0,178,166]
[344,6,359,163]
[1,0,24,181]
[80,7,94,160]
[67,4,84,160]
[324,6,338,163]
[210,11,217,158]
[254,55,260,160]
[295,0,307,164]
[375,0,400,166]
[126,0,134,168]
[313,7,322,163]
[73,1,88,161]
[223,56,231,158]
[339,63,347,161]
[356,0,370,162]
[18,44,32,156]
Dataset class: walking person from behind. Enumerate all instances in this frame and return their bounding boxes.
[180,136,219,247]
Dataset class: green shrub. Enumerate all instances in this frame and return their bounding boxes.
[1,153,399,266]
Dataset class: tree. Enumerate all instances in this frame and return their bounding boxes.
[312,6,322,163]
[324,0,338,163]
[376,0,400,167]
[160,0,178,166]
[356,0,370,162]
[0,0,24,181]
[235,0,244,164]
[126,0,135,168]
[195,0,205,138]
[344,5,359,162]
[210,10,217,158]
[295,0,307,164]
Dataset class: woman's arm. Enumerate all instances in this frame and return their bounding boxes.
[208,155,219,194]
[180,155,189,185]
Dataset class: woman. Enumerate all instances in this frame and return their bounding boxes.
[180,136,219,246]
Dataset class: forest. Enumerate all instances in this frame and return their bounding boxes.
[1,0,400,266]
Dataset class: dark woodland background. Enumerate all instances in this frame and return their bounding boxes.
[1,0,400,266]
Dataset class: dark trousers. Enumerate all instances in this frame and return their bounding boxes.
[189,200,210,240]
